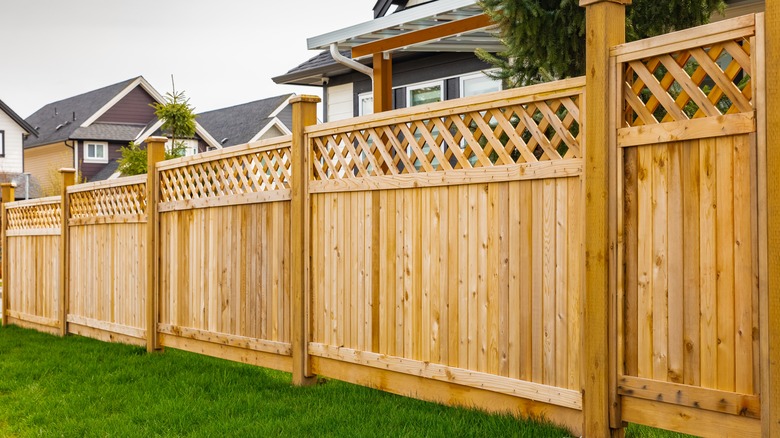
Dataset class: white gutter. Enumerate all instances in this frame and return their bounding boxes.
[330,43,374,80]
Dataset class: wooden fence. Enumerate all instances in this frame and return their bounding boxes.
[155,139,294,371]
[1,12,776,437]
[306,77,585,431]
[612,14,765,436]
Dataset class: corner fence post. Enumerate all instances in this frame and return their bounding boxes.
[145,137,166,353]
[59,168,76,337]
[1,183,15,327]
[763,4,779,435]
[580,0,629,436]
[290,95,320,386]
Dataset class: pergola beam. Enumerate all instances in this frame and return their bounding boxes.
[351,14,494,58]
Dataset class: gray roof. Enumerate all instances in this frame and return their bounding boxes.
[90,160,120,182]
[0,99,37,136]
[24,77,138,149]
[196,94,293,147]
[273,50,362,86]
[70,123,146,142]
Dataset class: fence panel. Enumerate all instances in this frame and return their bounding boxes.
[307,78,586,433]
[4,197,62,335]
[613,14,763,436]
[156,137,294,372]
[66,176,148,345]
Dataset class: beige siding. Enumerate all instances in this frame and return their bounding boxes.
[24,142,73,197]
[326,83,354,122]
[259,124,285,140]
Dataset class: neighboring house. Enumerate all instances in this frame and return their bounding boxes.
[24,76,221,197]
[0,99,38,199]
[273,0,503,122]
[274,0,765,122]
[719,0,764,20]
[196,94,293,148]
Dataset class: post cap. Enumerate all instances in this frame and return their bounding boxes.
[289,95,321,104]
[59,168,77,174]
[580,0,630,6]
[146,136,169,143]
[0,182,17,188]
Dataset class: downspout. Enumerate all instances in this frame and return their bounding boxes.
[330,43,374,80]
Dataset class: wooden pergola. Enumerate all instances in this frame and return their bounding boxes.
[305,0,500,113]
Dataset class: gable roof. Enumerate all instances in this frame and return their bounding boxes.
[24,77,138,149]
[24,76,222,151]
[0,99,37,136]
[196,94,293,147]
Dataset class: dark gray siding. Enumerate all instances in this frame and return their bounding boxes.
[325,52,492,118]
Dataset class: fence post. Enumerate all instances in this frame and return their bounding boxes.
[763,4,779,436]
[290,95,320,386]
[145,136,166,353]
[1,182,15,327]
[580,0,628,436]
[58,168,76,337]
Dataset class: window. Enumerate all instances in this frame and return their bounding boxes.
[84,141,108,163]
[358,92,373,116]
[407,81,443,107]
[460,72,502,98]
[166,139,199,157]
[0,130,4,157]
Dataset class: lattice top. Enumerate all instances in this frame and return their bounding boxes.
[69,177,147,219]
[6,198,62,230]
[622,37,753,127]
[306,80,583,181]
[159,140,292,203]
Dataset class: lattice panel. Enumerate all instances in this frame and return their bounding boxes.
[70,183,147,218]
[6,202,61,230]
[310,96,581,180]
[159,146,291,203]
[623,38,752,127]
[312,96,581,180]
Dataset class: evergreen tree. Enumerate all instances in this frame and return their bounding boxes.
[118,78,196,176]
[477,0,726,87]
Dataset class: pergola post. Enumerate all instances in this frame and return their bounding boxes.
[580,0,629,436]
[373,52,393,113]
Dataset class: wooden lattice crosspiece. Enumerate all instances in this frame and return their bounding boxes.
[6,201,61,230]
[69,182,147,219]
[159,145,292,203]
[310,95,582,181]
[623,38,752,127]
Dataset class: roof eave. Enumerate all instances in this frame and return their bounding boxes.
[307,0,478,50]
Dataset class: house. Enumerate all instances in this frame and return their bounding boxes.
[196,94,293,148]
[0,99,38,199]
[274,0,765,121]
[273,0,504,121]
[24,76,221,197]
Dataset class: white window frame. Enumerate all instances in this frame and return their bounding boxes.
[0,130,5,157]
[406,80,444,108]
[166,139,199,157]
[83,141,108,163]
[358,92,374,116]
[459,70,502,98]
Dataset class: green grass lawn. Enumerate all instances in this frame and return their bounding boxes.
[0,325,688,437]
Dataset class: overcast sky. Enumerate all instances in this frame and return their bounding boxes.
[0,0,371,118]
